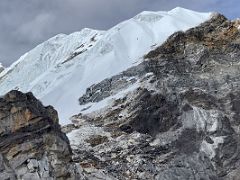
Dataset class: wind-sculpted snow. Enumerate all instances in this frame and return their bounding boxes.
[0,7,211,124]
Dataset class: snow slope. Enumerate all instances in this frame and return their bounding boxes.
[0,7,212,124]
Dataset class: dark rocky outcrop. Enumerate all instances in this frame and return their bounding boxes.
[0,66,4,74]
[0,90,79,179]
[72,14,240,179]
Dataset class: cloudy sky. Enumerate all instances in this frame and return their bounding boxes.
[0,0,239,66]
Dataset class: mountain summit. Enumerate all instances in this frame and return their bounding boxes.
[0,7,211,124]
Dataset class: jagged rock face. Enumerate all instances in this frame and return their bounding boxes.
[0,90,78,180]
[0,63,4,73]
[67,14,240,179]
[0,68,3,74]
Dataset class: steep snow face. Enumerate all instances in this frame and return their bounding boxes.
[0,7,212,124]
[0,28,103,95]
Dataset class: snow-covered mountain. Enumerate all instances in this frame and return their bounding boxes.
[2,10,240,179]
[0,7,211,124]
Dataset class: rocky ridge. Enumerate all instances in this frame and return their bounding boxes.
[0,90,79,179]
[67,14,240,179]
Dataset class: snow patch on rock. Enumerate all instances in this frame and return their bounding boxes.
[183,106,220,132]
[201,136,225,159]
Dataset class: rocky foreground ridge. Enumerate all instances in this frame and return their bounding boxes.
[1,13,240,180]
[0,90,79,179]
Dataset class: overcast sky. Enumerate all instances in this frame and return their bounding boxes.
[0,0,239,66]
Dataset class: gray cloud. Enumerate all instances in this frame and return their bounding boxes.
[0,0,239,66]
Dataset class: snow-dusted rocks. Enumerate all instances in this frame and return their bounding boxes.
[65,14,240,179]
[0,7,211,124]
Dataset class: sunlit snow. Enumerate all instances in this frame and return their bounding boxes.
[0,7,211,124]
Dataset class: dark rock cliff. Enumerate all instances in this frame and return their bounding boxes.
[0,90,79,180]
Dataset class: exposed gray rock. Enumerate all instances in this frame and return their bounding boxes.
[78,66,143,105]
[70,14,240,179]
